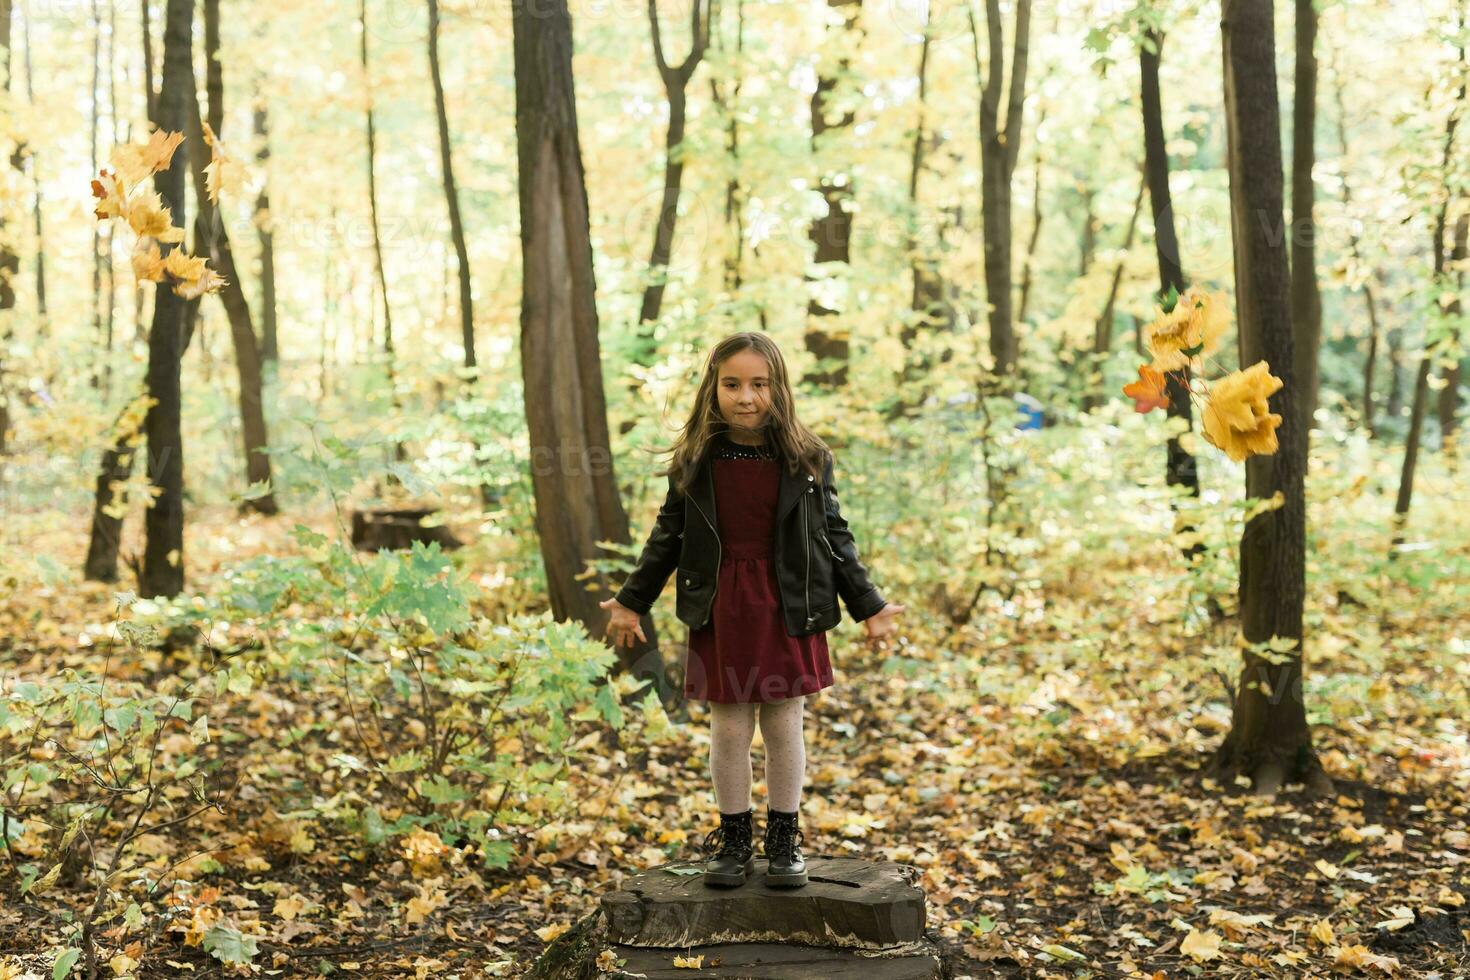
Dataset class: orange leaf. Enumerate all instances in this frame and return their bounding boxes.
[1123,365,1170,414]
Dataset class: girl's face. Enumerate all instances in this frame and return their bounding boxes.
[715,349,773,437]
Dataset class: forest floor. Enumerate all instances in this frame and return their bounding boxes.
[1,497,1467,979]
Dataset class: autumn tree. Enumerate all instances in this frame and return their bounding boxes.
[427,0,476,373]
[513,0,669,707]
[185,0,277,515]
[968,0,1032,378]
[1137,15,1202,527]
[1290,0,1323,433]
[805,0,862,388]
[139,0,194,598]
[1210,0,1330,796]
[1395,29,1466,526]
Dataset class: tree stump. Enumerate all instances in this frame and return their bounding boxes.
[348,506,464,553]
[531,857,943,979]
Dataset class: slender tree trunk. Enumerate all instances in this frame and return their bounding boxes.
[359,0,405,464]
[428,0,476,372]
[805,0,863,388]
[1290,0,1323,436]
[513,0,674,714]
[710,0,747,294]
[90,0,105,393]
[0,0,19,461]
[105,0,117,369]
[1436,213,1467,450]
[1140,27,1201,507]
[1327,38,1384,436]
[1081,175,1145,412]
[1394,34,1465,527]
[185,0,277,515]
[968,0,1032,378]
[141,0,156,124]
[1078,184,1096,277]
[1015,116,1045,327]
[1211,0,1329,797]
[23,0,42,322]
[891,17,954,416]
[1385,324,1405,419]
[253,97,278,363]
[138,0,193,599]
[637,0,709,328]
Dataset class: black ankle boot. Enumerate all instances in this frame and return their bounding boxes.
[701,807,755,887]
[762,808,808,887]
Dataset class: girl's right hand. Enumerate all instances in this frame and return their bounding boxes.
[598,596,646,648]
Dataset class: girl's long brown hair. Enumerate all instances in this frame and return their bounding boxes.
[653,332,830,496]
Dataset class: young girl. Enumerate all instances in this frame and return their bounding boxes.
[598,332,905,889]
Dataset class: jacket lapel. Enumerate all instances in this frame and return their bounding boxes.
[774,462,804,522]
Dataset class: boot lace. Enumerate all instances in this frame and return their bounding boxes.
[765,816,804,859]
[702,816,751,859]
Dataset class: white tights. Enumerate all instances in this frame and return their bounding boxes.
[708,697,806,814]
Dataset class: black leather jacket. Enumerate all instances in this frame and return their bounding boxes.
[614,447,887,636]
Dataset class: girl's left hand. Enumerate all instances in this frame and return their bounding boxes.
[862,602,906,651]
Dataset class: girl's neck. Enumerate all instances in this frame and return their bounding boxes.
[725,429,766,448]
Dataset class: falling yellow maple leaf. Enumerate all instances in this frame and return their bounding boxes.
[110,129,185,188]
[1143,286,1231,372]
[201,121,248,204]
[131,239,166,283]
[91,168,128,220]
[125,190,186,244]
[1201,361,1284,462]
[173,267,228,299]
[164,248,208,283]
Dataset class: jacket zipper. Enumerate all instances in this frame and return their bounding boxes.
[802,491,811,625]
[821,532,845,563]
[687,468,720,627]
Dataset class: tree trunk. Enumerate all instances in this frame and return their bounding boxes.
[23,0,42,321]
[186,0,277,515]
[1078,184,1096,277]
[359,0,405,464]
[139,0,193,599]
[1211,0,1328,798]
[892,16,955,415]
[1015,116,1044,327]
[141,0,156,124]
[1327,38,1384,437]
[805,0,863,389]
[1140,27,1200,504]
[513,0,675,712]
[968,0,1032,378]
[428,0,476,372]
[1385,324,1404,419]
[710,0,748,294]
[637,0,709,328]
[253,98,278,363]
[1436,213,1467,450]
[1290,0,1322,435]
[84,397,144,582]
[1393,35,1464,526]
[1081,175,1145,413]
[0,0,18,460]
[90,0,105,392]
[1092,176,1145,358]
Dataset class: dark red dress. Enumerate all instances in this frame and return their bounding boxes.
[684,434,834,703]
